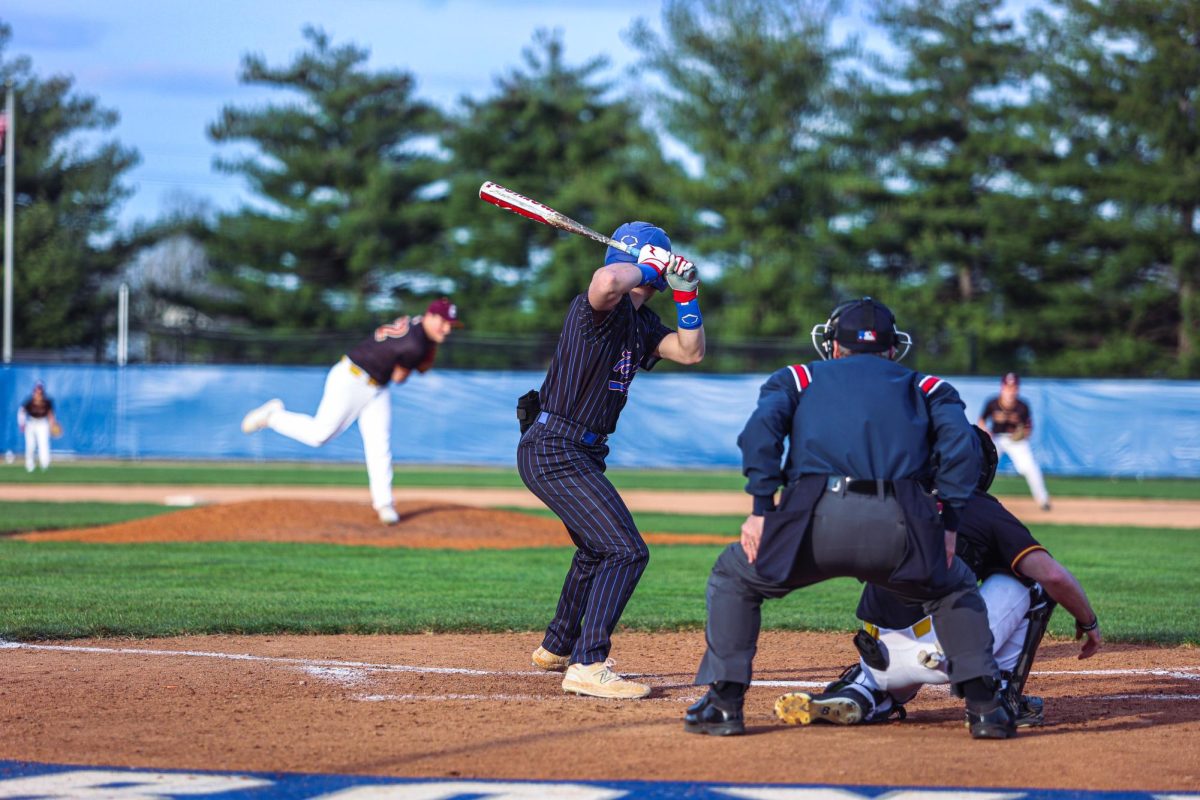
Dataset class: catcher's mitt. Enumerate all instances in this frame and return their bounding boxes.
[51,423,63,438]
[1009,426,1028,442]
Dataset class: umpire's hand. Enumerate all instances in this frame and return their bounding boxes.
[741,514,764,563]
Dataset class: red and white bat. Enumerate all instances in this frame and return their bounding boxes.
[478,181,638,257]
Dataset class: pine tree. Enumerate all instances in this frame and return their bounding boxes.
[0,23,139,351]
[1028,0,1200,376]
[631,0,855,347]
[842,0,1043,373]
[207,26,445,332]
[438,29,690,337]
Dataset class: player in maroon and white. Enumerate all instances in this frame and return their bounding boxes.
[241,298,462,524]
[977,372,1051,511]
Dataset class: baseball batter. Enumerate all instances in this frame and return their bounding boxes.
[978,372,1051,510]
[775,432,1101,728]
[241,298,461,524]
[16,381,60,472]
[520,221,705,700]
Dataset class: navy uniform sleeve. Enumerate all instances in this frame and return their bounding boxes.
[573,292,630,345]
[738,367,802,514]
[920,376,981,530]
[636,304,673,370]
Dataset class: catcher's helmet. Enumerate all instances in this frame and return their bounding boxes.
[811,297,912,361]
[975,426,999,492]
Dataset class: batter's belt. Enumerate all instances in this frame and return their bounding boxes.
[534,411,608,446]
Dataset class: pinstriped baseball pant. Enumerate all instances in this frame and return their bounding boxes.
[517,427,649,666]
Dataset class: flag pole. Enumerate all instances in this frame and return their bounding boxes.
[3,81,14,364]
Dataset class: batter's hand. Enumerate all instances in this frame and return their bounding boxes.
[1075,619,1102,659]
[665,255,698,301]
[741,514,764,564]
[636,244,671,291]
[945,529,957,569]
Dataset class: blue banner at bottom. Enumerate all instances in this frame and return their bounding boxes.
[0,760,1194,800]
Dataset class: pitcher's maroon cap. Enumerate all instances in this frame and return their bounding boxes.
[426,297,463,327]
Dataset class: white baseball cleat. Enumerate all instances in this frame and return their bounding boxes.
[561,662,650,699]
[377,506,400,525]
[241,399,283,434]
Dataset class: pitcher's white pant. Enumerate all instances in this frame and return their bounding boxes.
[994,433,1050,507]
[267,357,394,511]
[24,417,51,471]
[857,573,1033,705]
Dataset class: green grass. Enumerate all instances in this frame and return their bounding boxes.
[0,501,170,534]
[2,461,1197,499]
[1,524,1196,644]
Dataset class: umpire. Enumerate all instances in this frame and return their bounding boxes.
[685,297,1015,739]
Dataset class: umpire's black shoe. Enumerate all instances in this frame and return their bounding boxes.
[965,699,1017,739]
[684,691,745,736]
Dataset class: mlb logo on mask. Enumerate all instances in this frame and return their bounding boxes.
[858,330,877,342]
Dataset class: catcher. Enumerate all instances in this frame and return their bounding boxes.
[775,429,1100,730]
[17,381,62,473]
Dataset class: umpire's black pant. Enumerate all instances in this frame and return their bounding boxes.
[695,485,999,688]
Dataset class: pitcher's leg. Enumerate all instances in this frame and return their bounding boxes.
[269,361,372,447]
[357,388,395,511]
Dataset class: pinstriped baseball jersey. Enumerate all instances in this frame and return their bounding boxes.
[539,293,672,435]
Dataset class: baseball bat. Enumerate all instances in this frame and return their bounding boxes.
[478,181,638,257]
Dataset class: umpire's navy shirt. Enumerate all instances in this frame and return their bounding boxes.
[540,292,672,435]
[738,355,980,527]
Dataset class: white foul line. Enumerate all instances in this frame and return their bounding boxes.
[2,640,1198,703]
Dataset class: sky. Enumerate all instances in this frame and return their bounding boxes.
[1,1,916,232]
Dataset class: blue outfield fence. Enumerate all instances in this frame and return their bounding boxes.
[2,363,1199,476]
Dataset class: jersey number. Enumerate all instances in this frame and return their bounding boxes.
[373,317,410,342]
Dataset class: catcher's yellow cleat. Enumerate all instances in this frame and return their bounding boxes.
[774,691,864,725]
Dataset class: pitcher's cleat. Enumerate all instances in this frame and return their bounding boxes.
[241,399,283,433]
[531,646,570,672]
[775,690,865,725]
[377,506,400,525]
[561,662,650,699]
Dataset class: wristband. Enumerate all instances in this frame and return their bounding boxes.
[636,263,664,287]
[675,297,703,330]
[1077,617,1099,632]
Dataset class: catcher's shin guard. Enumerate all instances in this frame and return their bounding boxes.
[1003,584,1057,713]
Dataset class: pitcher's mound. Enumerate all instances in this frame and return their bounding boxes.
[15,499,733,549]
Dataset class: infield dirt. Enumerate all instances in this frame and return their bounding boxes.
[4,496,1199,792]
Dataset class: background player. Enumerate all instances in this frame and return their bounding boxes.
[775,430,1101,728]
[241,298,461,524]
[978,372,1052,510]
[16,381,61,473]
[686,298,1010,740]
[521,221,705,700]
